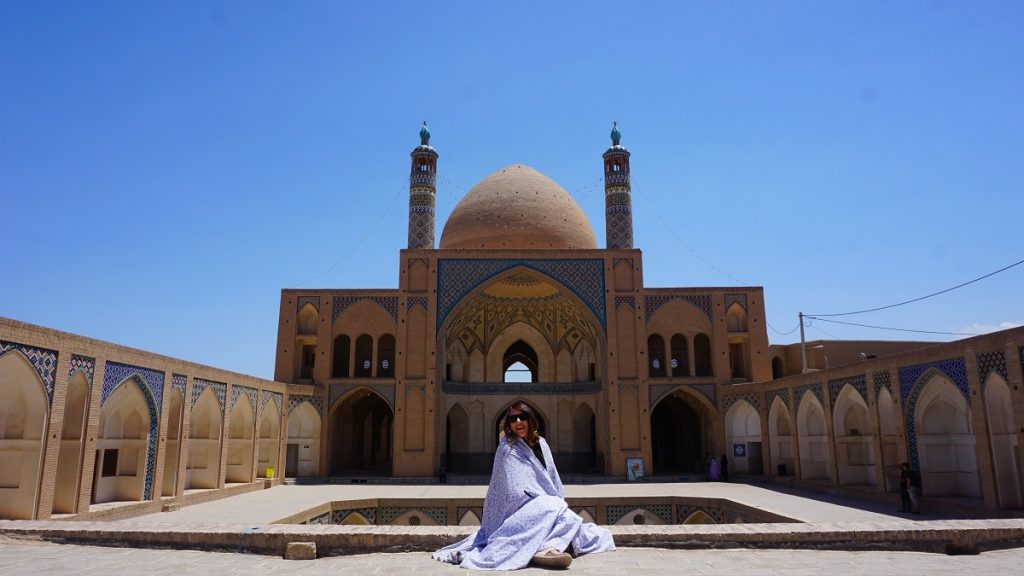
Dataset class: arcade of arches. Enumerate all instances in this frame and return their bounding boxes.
[4,126,1024,520]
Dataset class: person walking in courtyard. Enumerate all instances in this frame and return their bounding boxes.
[900,462,922,514]
[706,452,720,481]
[432,402,615,570]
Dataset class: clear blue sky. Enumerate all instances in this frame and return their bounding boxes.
[2,1,1022,380]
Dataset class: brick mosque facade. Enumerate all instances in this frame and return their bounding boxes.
[2,124,1023,520]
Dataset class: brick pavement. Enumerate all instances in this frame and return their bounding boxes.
[1,535,1022,576]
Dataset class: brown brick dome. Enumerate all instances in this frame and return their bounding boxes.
[439,164,597,250]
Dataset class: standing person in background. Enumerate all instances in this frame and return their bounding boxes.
[432,402,615,570]
[900,462,922,514]
[706,452,720,481]
[720,453,729,483]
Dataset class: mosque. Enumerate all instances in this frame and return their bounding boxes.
[1,125,1022,522]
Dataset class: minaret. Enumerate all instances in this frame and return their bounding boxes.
[603,122,633,249]
[408,122,438,249]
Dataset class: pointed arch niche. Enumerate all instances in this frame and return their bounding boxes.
[225,394,255,483]
[257,401,281,479]
[0,351,48,519]
[53,371,90,513]
[832,385,875,486]
[877,387,901,492]
[286,402,321,477]
[914,375,979,497]
[985,374,1022,508]
[93,379,151,504]
[187,388,222,490]
[797,392,830,481]
[725,400,762,475]
[767,397,794,478]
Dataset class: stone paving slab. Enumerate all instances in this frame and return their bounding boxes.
[1,535,1022,576]
[4,517,1024,556]
[125,482,910,526]
[4,482,1019,560]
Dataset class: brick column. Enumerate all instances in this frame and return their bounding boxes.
[35,349,73,519]
[149,371,172,501]
[76,359,106,514]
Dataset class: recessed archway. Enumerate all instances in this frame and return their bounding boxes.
[0,351,48,519]
[725,400,763,475]
[257,402,281,479]
[186,388,222,490]
[914,374,979,497]
[330,390,393,475]
[225,394,254,483]
[651,391,705,474]
[767,397,794,477]
[286,402,321,477]
[93,378,151,504]
[53,371,90,513]
[832,385,875,487]
[985,374,1022,508]
[797,392,830,481]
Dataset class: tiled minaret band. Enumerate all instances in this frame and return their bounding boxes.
[408,122,438,249]
[603,122,633,249]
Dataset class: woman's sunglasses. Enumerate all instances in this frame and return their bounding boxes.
[506,413,529,424]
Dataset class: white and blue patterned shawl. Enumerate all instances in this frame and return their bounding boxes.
[432,436,615,570]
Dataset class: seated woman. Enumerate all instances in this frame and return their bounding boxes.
[432,402,615,570]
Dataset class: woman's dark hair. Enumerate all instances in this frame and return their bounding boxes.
[503,402,540,447]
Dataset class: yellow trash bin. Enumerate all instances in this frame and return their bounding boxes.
[265,467,275,479]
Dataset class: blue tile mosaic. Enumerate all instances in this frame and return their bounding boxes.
[0,339,58,403]
[766,388,791,412]
[260,390,282,416]
[898,356,969,472]
[614,295,634,310]
[231,385,259,418]
[68,354,95,388]
[644,294,712,323]
[171,374,186,394]
[721,391,760,414]
[407,296,428,312]
[437,259,606,331]
[873,370,893,398]
[333,296,399,324]
[828,375,867,405]
[297,296,319,312]
[191,378,226,411]
[288,393,323,417]
[381,506,447,525]
[102,361,165,410]
[724,294,747,312]
[977,352,1008,386]
[100,368,161,501]
[795,382,823,408]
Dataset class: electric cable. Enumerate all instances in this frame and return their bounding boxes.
[807,257,1024,317]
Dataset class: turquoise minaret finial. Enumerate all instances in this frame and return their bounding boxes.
[610,121,621,146]
[420,121,431,145]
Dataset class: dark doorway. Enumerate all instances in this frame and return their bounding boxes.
[331,392,393,475]
[651,393,703,473]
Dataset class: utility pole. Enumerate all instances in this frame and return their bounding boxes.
[799,312,808,373]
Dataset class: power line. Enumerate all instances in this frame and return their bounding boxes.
[808,257,1024,317]
[292,181,405,287]
[804,315,980,337]
[769,322,801,336]
[632,177,745,285]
